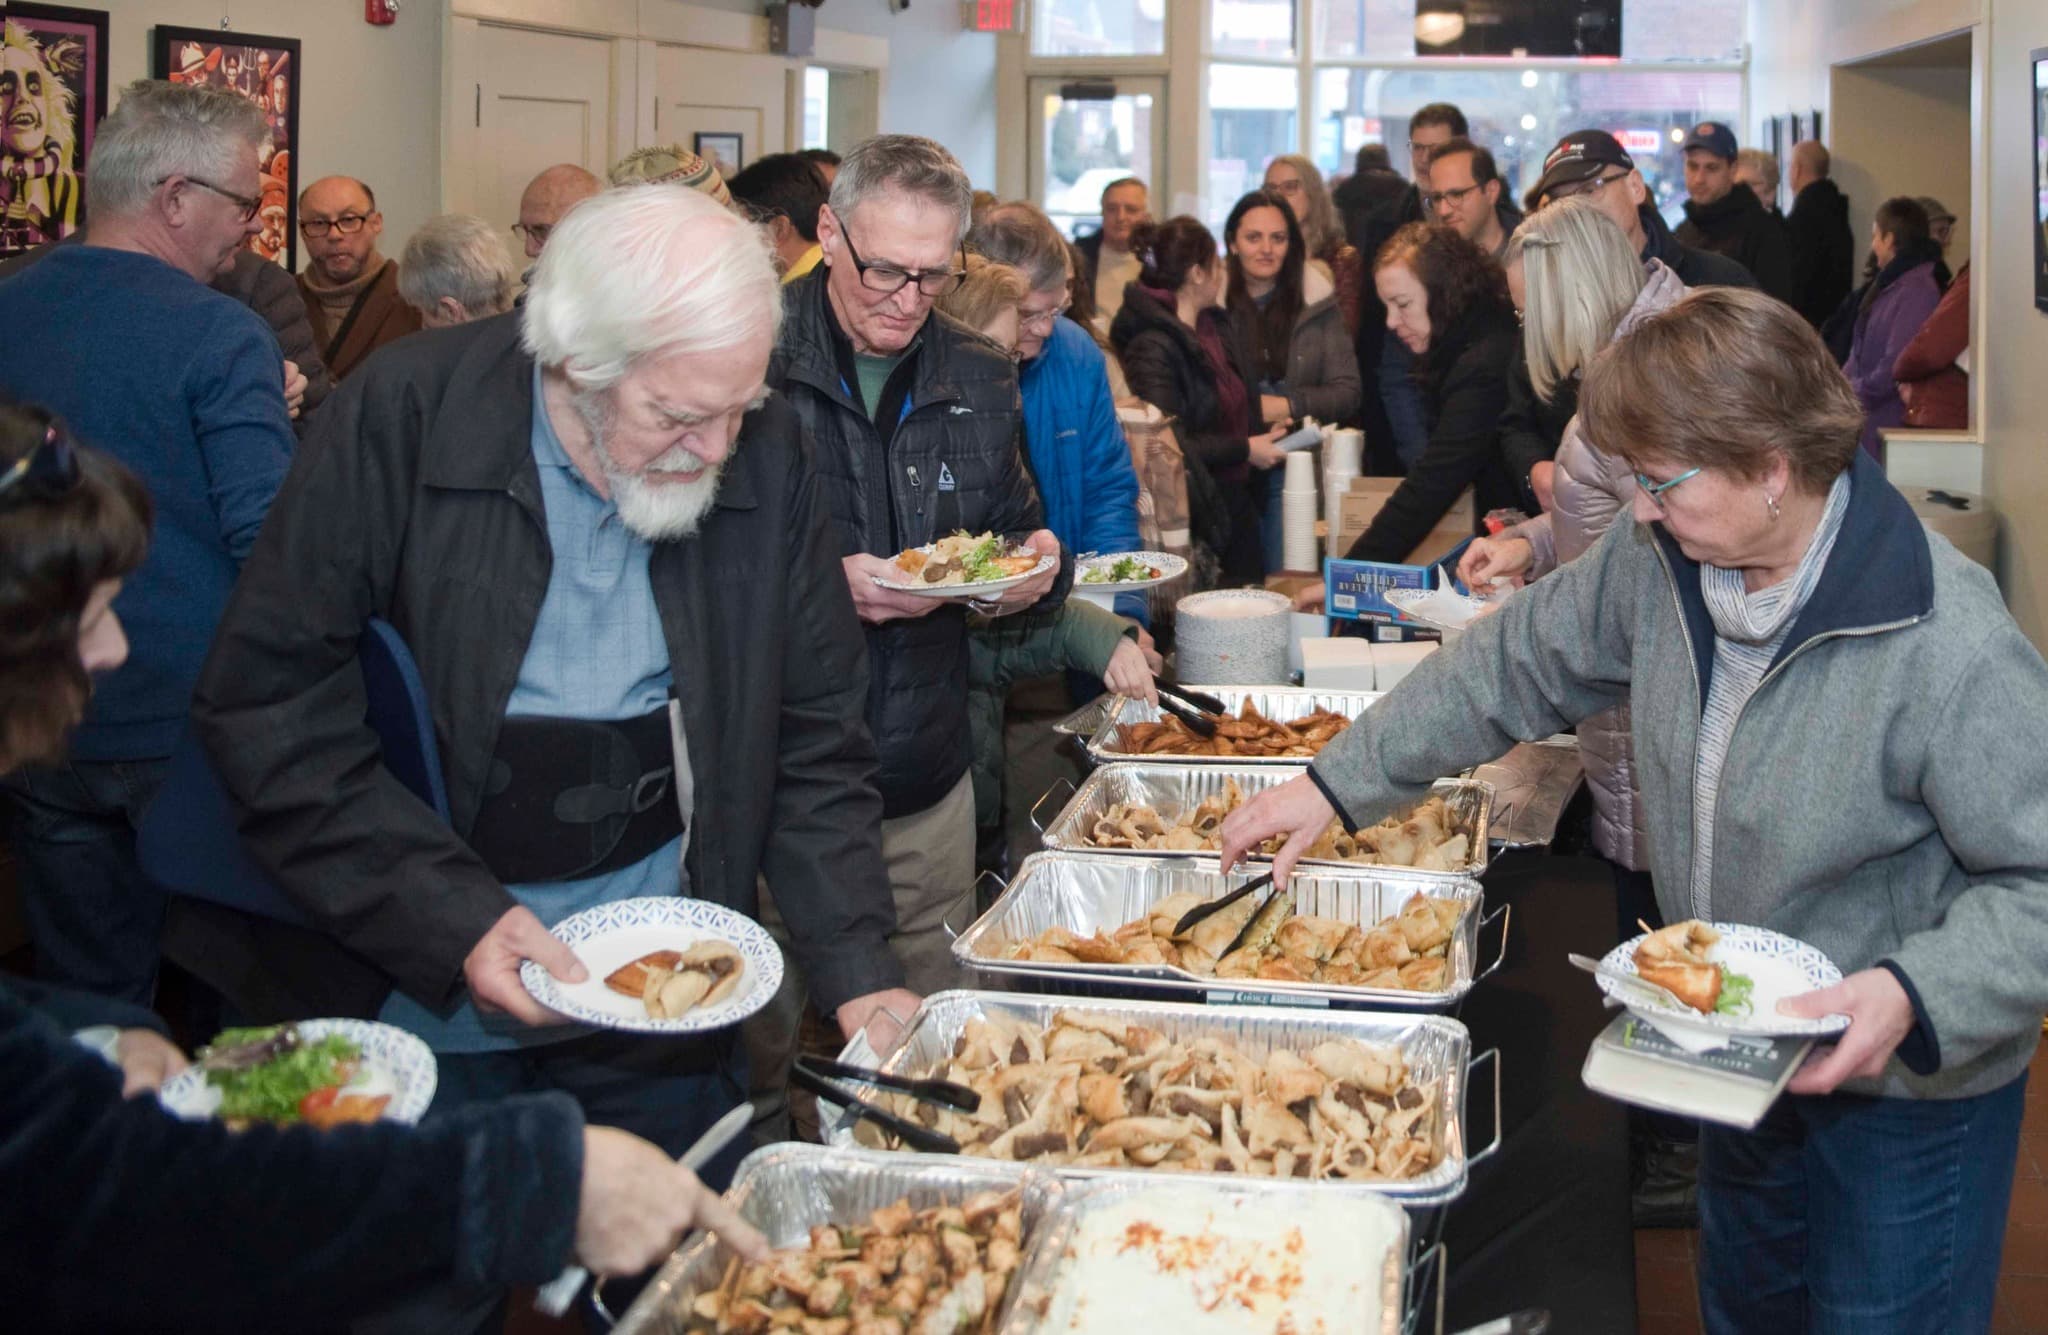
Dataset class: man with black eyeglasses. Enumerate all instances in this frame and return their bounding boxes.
[0,80,293,1007]
[756,133,1066,1138]
[1422,136,1521,262]
[294,174,420,380]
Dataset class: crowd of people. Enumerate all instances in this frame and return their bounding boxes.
[0,71,2030,1335]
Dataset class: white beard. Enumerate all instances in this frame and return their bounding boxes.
[576,392,724,541]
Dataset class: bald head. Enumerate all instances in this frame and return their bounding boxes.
[299,175,383,285]
[518,163,600,259]
[1788,140,1830,196]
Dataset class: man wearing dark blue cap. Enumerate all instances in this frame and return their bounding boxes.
[1674,121,1796,305]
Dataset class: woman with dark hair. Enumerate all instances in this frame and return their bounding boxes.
[1224,188,1361,572]
[0,401,766,1330]
[1339,221,1520,565]
[1111,215,1288,586]
[1843,196,1946,458]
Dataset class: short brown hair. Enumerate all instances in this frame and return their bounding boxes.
[1578,286,1862,494]
[936,254,1029,340]
[1374,221,1513,369]
[0,401,152,771]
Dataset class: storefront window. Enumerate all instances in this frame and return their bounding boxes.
[1042,85,1160,239]
[1032,0,1167,57]
[1208,64,1300,227]
[1314,0,1742,62]
[1211,0,1295,59]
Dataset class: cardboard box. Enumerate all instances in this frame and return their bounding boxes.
[1323,558,1442,643]
[1334,479,1475,567]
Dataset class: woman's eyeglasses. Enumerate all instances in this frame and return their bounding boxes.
[1634,467,1702,505]
[0,425,81,510]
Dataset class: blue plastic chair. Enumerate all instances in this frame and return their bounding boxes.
[138,619,448,928]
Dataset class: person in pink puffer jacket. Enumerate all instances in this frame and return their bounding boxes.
[1460,197,1688,877]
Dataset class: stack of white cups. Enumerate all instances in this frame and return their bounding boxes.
[1281,451,1320,572]
[1324,428,1364,560]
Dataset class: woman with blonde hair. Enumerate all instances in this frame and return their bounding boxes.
[937,254,1032,356]
[1263,154,1362,334]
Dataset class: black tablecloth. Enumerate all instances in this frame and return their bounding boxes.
[1441,850,1636,1332]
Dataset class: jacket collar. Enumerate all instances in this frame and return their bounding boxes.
[1682,183,1763,229]
[1637,203,1683,269]
[418,313,757,512]
[1652,450,1933,689]
[776,267,974,412]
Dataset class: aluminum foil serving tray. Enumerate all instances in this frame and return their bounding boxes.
[1085,685,1384,765]
[829,990,1499,1209]
[1034,765,1493,879]
[955,851,1507,1012]
[610,1143,1065,1335]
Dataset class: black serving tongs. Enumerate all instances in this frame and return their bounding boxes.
[1155,693,1219,738]
[790,1056,979,1154]
[1170,869,1276,938]
[1157,676,1229,715]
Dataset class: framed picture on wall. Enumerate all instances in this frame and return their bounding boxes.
[1765,115,1784,163]
[2034,49,2048,312]
[1811,109,1824,145]
[1790,112,1809,145]
[151,24,300,270]
[1,3,109,258]
[694,131,743,175]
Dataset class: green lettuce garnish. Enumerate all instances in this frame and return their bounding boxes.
[1714,970,1755,1018]
[203,1025,361,1124]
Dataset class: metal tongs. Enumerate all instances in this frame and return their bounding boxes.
[1152,676,1229,738]
[791,1056,980,1154]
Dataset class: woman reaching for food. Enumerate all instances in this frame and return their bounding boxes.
[1221,289,2048,1332]
[0,400,766,1330]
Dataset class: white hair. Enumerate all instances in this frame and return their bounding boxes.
[521,183,781,392]
[398,214,518,318]
[87,79,268,218]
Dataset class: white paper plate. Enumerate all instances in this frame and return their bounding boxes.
[874,549,1057,599]
[1075,551,1189,592]
[1383,587,1504,634]
[521,896,783,1034]
[158,1018,438,1125]
[1596,922,1850,1040]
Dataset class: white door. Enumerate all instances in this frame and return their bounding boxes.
[1027,75,1167,239]
[654,44,790,175]
[474,25,614,234]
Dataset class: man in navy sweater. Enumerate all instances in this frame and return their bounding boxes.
[0,79,294,1004]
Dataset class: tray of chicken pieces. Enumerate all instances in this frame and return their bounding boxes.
[953,852,1507,1011]
[1085,686,1382,765]
[613,1143,1064,1335]
[1034,767,1492,879]
[827,991,1498,1210]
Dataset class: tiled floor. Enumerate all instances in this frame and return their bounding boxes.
[1637,1043,2048,1335]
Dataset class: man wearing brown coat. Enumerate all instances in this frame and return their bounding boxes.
[295,174,420,379]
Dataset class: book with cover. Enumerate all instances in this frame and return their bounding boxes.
[1581,1012,1814,1129]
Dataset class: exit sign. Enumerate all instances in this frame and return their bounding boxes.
[964,0,1024,33]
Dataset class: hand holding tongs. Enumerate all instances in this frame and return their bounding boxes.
[1170,869,1276,937]
[791,1056,979,1154]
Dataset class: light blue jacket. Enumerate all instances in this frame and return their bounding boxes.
[1019,318,1146,623]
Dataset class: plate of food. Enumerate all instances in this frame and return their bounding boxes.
[1075,551,1187,591]
[158,1019,437,1128]
[521,896,783,1034]
[1383,586,1507,636]
[875,531,1056,599]
[1595,919,1849,1039]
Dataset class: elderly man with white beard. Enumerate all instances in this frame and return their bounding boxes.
[178,183,913,1330]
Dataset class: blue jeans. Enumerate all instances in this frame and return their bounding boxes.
[1379,339,1429,469]
[1,758,170,1005]
[1698,1072,2026,1334]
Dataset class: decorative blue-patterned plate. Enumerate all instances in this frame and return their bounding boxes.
[1596,922,1850,1039]
[1075,551,1189,591]
[521,896,782,1034]
[158,1018,437,1125]
[1383,587,1504,635]
[874,549,1058,599]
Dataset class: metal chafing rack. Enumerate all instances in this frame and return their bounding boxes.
[1032,766,1493,879]
[1085,685,1384,766]
[953,851,1508,1012]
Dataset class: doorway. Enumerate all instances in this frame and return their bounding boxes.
[471,25,615,235]
[1027,75,1166,239]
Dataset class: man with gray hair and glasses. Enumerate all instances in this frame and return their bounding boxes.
[0,78,293,1009]
[183,184,913,1324]
[397,213,519,327]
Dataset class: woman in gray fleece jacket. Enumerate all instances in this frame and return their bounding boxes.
[1223,287,2048,1334]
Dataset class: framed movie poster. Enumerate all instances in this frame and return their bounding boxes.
[152,24,300,270]
[1,4,109,258]
[2034,49,2048,312]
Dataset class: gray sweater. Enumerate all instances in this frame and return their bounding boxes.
[1309,451,2048,1101]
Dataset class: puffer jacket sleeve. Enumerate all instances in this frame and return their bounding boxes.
[983,378,1073,618]
[1547,415,1633,567]
[1284,303,1362,424]
[1067,338,1148,624]
[247,253,336,420]
[1893,266,1970,384]
[1122,331,1250,473]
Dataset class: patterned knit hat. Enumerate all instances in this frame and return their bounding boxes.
[607,146,733,209]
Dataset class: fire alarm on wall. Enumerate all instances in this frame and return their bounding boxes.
[365,0,398,24]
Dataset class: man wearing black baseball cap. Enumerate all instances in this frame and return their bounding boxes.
[1672,121,1796,304]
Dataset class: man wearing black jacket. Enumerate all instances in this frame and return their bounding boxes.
[1785,139,1854,329]
[1674,121,1798,306]
[1502,131,1757,509]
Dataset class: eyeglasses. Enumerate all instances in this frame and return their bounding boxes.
[511,221,552,246]
[839,226,965,297]
[1549,170,1630,202]
[157,175,260,223]
[1422,182,1484,211]
[1634,466,1702,505]
[0,423,81,511]
[1019,299,1072,333]
[302,213,371,238]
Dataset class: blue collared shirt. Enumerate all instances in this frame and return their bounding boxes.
[380,368,688,1052]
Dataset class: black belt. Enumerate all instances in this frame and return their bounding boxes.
[468,706,684,884]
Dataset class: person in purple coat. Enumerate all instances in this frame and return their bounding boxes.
[1843,196,1945,459]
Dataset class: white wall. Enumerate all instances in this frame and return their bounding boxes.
[86,0,444,270]
[681,0,999,184]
